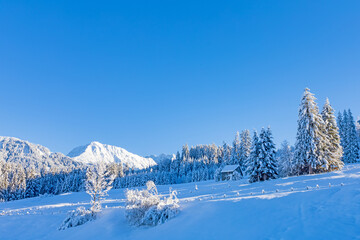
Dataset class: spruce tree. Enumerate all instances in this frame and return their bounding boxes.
[257,127,278,181]
[247,131,262,183]
[321,98,344,170]
[294,88,328,174]
[343,110,360,163]
[231,132,241,165]
[239,130,252,172]
[222,142,231,164]
[337,111,344,144]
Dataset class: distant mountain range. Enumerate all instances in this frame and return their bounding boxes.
[0,136,81,170]
[0,136,161,171]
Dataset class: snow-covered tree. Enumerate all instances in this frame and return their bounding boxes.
[181,144,190,161]
[321,99,343,170]
[340,109,360,163]
[247,131,261,182]
[85,163,115,213]
[231,132,241,165]
[293,88,328,174]
[277,140,294,177]
[257,127,278,181]
[222,142,231,165]
[239,130,251,172]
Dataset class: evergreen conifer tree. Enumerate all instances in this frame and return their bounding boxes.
[231,132,241,165]
[239,130,251,172]
[247,131,262,183]
[321,99,343,170]
[294,88,328,174]
[342,110,360,163]
[257,127,278,181]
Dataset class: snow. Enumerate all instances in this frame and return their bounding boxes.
[1,164,360,239]
[221,165,240,173]
[68,141,157,169]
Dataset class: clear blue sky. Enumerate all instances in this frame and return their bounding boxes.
[0,1,359,156]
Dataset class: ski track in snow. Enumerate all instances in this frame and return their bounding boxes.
[1,164,360,239]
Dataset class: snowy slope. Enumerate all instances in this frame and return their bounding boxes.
[1,164,360,240]
[0,136,81,171]
[68,141,156,169]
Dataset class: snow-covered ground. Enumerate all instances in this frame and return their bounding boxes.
[1,164,360,240]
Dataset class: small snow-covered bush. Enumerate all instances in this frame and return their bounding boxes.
[58,207,95,230]
[125,181,179,226]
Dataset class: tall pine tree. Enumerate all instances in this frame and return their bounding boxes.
[239,130,252,172]
[247,131,261,183]
[231,132,241,165]
[257,127,278,181]
[294,88,328,174]
[342,110,360,163]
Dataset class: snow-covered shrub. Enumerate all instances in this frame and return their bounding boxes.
[58,207,95,230]
[125,181,179,226]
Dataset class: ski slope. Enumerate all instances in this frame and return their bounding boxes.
[1,164,360,240]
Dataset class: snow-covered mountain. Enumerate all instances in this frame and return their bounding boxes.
[67,141,157,169]
[0,136,81,171]
[145,153,175,163]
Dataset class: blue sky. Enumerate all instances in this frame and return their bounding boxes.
[0,1,359,156]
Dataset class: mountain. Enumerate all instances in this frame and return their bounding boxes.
[145,153,175,163]
[0,136,81,171]
[67,141,157,170]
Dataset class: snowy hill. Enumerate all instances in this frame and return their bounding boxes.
[68,141,157,169]
[0,136,81,171]
[1,164,360,240]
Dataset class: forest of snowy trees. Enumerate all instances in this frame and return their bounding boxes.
[0,88,359,202]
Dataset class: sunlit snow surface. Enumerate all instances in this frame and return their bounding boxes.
[1,164,360,240]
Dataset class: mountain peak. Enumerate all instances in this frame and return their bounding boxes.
[68,141,156,169]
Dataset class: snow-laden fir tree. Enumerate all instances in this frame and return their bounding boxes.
[247,131,262,183]
[321,98,343,170]
[341,110,360,163]
[293,88,328,174]
[86,163,115,214]
[239,129,252,172]
[337,111,344,145]
[277,140,294,177]
[257,127,278,181]
[181,144,190,161]
[222,142,231,165]
[356,118,360,141]
[231,132,241,165]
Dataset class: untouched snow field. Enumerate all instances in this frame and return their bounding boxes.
[1,165,360,240]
